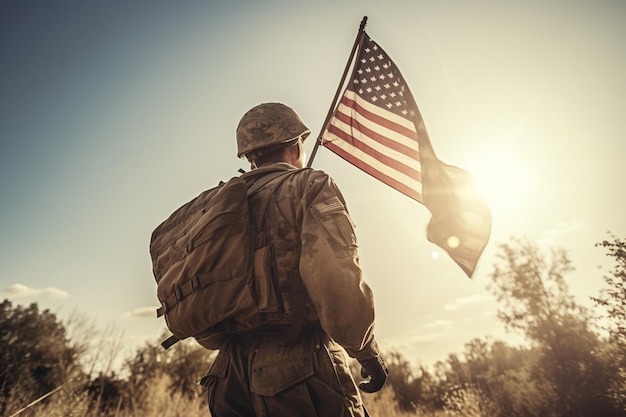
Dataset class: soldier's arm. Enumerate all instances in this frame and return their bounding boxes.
[298,171,376,354]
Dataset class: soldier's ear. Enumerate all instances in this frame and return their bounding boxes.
[297,140,306,165]
[290,139,305,168]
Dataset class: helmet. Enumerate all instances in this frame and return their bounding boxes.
[236,102,310,159]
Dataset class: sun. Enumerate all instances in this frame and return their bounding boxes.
[467,150,530,213]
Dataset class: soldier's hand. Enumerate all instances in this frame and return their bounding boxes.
[357,354,388,393]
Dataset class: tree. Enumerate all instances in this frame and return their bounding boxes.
[124,333,215,413]
[592,236,626,410]
[488,238,623,417]
[488,238,580,340]
[85,373,128,416]
[162,338,216,399]
[0,300,82,416]
[382,350,422,412]
[433,338,549,417]
[486,342,553,417]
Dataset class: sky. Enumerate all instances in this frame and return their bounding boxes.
[1,0,625,368]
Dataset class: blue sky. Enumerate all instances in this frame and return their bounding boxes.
[1,0,625,366]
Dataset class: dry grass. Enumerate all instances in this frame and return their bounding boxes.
[10,374,207,417]
[363,387,453,417]
[363,387,418,416]
[10,378,455,417]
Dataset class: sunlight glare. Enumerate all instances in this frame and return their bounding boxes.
[468,151,530,213]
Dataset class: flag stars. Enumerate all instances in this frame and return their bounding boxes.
[351,37,418,120]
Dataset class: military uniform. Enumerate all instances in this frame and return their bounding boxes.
[201,163,379,417]
[198,102,386,417]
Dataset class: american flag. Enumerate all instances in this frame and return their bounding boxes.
[321,33,491,277]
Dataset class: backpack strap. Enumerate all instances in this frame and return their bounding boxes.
[245,168,303,238]
[284,269,306,345]
[245,169,292,196]
[161,335,179,350]
[246,170,310,344]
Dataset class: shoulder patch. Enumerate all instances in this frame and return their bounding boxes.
[312,196,344,215]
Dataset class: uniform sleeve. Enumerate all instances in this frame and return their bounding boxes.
[298,171,376,355]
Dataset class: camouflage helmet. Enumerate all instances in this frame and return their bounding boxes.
[236,102,310,159]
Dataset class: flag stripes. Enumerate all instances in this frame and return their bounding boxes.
[323,139,423,202]
[323,91,423,201]
[331,100,420,158]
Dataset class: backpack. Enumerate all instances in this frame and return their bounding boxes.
[149,170,294,349]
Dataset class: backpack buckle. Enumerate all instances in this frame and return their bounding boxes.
[191,274,201,290]
[175,286,184,302]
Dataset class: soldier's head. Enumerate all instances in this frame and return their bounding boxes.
[236,102,310,169]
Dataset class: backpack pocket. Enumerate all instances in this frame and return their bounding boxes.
[253,244,281,314]
[250,352,314,397]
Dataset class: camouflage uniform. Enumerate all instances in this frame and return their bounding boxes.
[201,162,379,417]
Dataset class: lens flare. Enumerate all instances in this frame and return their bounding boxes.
[468,151,530,213]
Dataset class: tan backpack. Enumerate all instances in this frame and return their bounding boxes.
[150,170,294,349]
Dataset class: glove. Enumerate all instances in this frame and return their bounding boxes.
[357,353,388,393]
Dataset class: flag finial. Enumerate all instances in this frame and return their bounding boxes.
[359,16,368,31]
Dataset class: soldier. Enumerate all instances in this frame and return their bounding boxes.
[201,102,388,417]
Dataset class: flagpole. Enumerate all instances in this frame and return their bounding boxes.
[306,16,368,168]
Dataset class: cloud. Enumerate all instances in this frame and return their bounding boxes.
[386,332,449,348]
[444,294,484,310]
[122,306,159,319]
[0,283,68,299]
[539,219,584,245]
[425,319,452,329]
